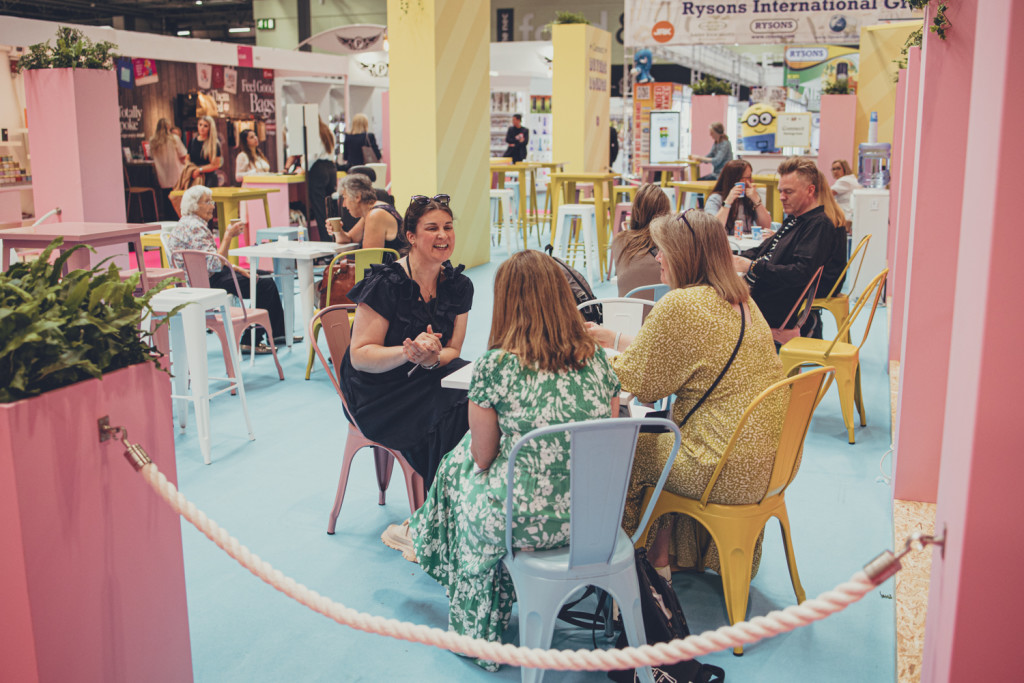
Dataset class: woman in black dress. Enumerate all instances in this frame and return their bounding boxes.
[342,113,381,170]
[188,115,222,187]
[330,173,403,252]
[339,194,472,489]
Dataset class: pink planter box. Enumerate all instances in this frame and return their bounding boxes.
[691,95,730,176]
[0,363,193,683]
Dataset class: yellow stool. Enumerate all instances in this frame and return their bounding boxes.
[613,185,637,204]
[141,232,168,267]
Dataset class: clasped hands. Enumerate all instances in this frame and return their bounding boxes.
[403,324,442,368]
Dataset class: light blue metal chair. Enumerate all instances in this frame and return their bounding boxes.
[501,417,682,683]
[625,283,670,302]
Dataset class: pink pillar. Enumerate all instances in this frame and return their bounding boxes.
[892,0,979,503]
[690,95,729,175]
[888,51,920,364]
[887,68,906,279]
[817,94,857,172]
[923,2,1024,679]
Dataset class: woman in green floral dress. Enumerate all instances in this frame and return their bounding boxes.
[403,250,621,671]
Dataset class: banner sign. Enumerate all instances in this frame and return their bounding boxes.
[784,44,859,110]
[776,112,813,147]
[624,0,922,46]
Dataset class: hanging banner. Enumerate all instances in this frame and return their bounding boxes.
[132,58,158,86]
[784,45,859,110]
[624,0,922,46]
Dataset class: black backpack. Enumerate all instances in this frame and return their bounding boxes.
[543,246,601,323]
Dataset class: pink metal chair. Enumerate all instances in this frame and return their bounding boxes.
[310,305,426,534]
[173,249,285,381]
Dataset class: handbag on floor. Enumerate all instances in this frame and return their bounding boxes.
[607,549,725,683]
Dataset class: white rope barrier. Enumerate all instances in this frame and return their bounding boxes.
[138,461,888,671]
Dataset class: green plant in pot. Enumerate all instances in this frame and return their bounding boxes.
[823,80,851,95]
[16,25,118,72]
[0,238,178,402]
[691,75,733,96]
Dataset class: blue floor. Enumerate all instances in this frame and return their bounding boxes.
[169,245,896,682]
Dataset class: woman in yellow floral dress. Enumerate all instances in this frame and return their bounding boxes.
[587,209,787,577]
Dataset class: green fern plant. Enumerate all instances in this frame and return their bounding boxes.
[691,75,732,96]
[823,80,851,95]
[0,239,179,402]
[16,26,118,72]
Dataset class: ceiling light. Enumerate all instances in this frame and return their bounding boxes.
[177,30,191,36]
[195,1,202,5]
[228,27,251,34]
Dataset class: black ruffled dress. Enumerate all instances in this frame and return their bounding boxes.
[339,260,474,489]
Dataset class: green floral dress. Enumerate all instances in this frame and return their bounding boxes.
[409,348,620,671]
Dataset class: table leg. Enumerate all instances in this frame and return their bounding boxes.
[549,178,562,244]
[594,183,607,282]
[296,260,316,348]
[179,302,212,465]
[518,168,529,248]
[248,257,259,364]
[218,199,242,265]
[220,300,255,441]
[167,313,190,433]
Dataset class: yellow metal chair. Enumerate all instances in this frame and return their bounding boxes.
[779,268,889,444]
[812,234,872,343]
[305,247,399,380]
[634,366,835,655]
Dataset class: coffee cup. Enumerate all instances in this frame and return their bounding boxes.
[326,217,343,234]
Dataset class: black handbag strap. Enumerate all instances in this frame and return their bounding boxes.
[642,302,746,434]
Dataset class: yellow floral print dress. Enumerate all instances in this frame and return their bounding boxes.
[613,286,788,574]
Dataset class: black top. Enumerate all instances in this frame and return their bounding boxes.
[371,202,406,254]
[338,260,474,479]
[741,205,846,328]
[343,132,381,168]
[187,136,221,188]
[504,124,529,162]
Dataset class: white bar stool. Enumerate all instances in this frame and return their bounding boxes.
[489,188,521,254]
[552,203,600,283]
[150,287,256,465]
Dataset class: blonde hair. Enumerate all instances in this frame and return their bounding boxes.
[778,156,845,228]
[650,210,750,305]
[488,250,597,372]
[198,115,219,166]
[348,114,369,135]
[615,183,671,264]
[149,118,175,152]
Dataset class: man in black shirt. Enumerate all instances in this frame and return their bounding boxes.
[503,114,529,163]
[733,156,846,337]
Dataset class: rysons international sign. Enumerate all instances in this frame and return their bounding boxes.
[624,0,922,46]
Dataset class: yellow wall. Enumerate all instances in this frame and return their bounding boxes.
[857,22,922,150]
[387,0,491,268]
[553,24,611,173]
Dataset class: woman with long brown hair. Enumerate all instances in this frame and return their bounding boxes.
[397,250,621,671]
[306,116,337,241]
[705,159,772,236]
[611,182,671,296]
[588,209,786,582]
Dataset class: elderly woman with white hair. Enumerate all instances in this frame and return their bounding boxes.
[165,185,288,352]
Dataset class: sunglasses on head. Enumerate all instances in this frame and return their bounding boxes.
[410,194,451,208]
[677,208,696,237]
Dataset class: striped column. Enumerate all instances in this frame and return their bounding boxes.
[387,0,491,267]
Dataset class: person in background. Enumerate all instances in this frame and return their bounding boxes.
[234,129,270,184]
[609,125,620,168]
[340,194,473,494]
[307,117,337,242]
[188,115,222,187]
[166,185,287,352]
[733,156,847,338]
[502,114,529,163]
[610,183,671,298]
[830,159,861,226]
[587,209,785,583]
[342,113,381,170]
[705,160,772,236]
[691,122,733,180]
[329,173,403,251]
[149,117,187,219]
[399,250,620,671]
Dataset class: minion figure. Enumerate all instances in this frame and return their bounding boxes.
[741,103,778,152]
[633,48,654,84]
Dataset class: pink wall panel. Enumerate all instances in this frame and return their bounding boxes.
[892,0,979,503]
[690,95,729,176]
[888,70,907,288]
[924,2,1024,679]
[0,364,193,682]
[889,54,919,364]
[817,94,857,174]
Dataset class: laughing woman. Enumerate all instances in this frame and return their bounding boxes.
[339,194,473,490]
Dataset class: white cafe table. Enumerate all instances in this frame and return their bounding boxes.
[229,240,357,348]
[442,348,621,391]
